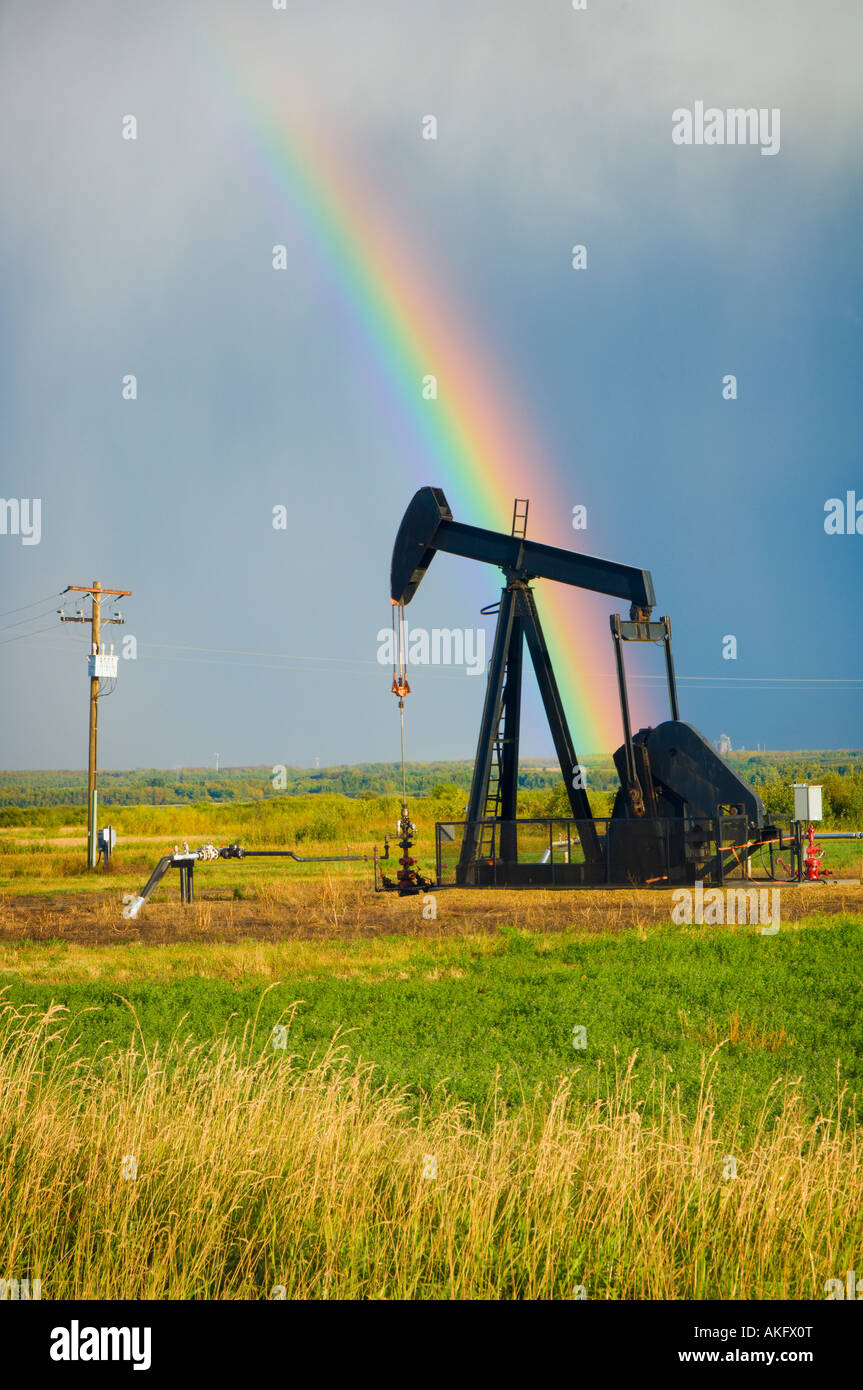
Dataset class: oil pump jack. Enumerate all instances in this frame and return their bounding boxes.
[390,486,769,887]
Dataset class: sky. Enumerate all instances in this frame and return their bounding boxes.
[1,0,861,774]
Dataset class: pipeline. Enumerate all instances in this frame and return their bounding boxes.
[122,842,366,920]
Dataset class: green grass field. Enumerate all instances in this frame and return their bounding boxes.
[1,787,861,1298]
[1,914,860,1299]
[2,914,860,1125]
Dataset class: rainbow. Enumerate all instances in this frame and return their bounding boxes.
[209,54,658,752]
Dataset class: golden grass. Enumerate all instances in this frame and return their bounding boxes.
[0,935,478,985]
[3,876,862,948]
[679,1009,793,1053]
[0,999,858,1299]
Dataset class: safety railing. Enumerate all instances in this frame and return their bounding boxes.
[434,815,802,887]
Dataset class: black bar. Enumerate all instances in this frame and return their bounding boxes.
[10,1298,855,1377]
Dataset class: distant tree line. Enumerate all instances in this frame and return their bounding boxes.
[1,752,862,825]
[0,760,575,810]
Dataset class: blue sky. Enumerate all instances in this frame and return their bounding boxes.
[1,0,861,772]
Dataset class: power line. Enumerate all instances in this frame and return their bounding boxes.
[140,640,380,666]
[598,673,863,688]
[0,601,65,635]
[634,674,863,685]
[0,622,60,647]
[5,628,863,689]
[141,641,863,685]
[0,590,62,621]
[134,652,480,679]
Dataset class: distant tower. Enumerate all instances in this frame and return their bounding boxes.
[717,733,732,756]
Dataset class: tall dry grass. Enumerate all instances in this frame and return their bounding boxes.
[0,997,857,1300]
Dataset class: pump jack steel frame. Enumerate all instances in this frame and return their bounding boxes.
[390,486,770,888]
[391,487,656,874]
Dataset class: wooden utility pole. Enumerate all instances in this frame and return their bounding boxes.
[61,581,131,868]
[88,580,101,861]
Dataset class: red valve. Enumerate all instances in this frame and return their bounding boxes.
[803,824,830,881]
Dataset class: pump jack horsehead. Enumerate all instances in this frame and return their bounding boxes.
[382,486,777,890]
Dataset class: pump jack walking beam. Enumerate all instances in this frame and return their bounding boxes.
[392,488,655,616]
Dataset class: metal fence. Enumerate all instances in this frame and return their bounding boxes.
[435,815,801,888]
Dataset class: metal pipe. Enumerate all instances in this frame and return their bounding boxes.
[122,844,367,920]
[237,851,365,861]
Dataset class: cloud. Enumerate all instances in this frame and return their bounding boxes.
[1,0,859,339]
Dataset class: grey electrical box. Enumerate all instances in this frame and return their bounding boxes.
[793,785,822,822]
[97,826,117,865]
